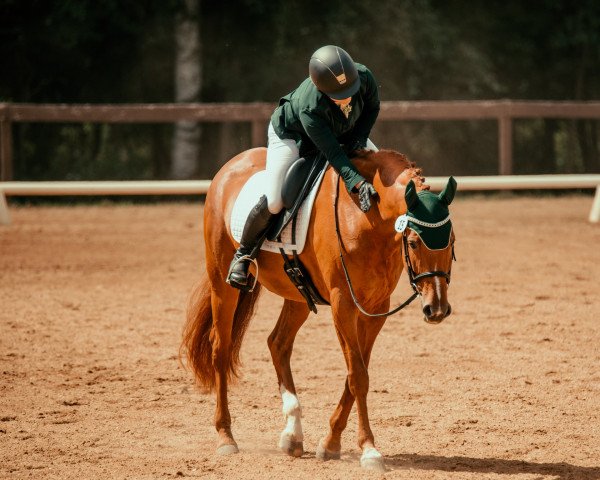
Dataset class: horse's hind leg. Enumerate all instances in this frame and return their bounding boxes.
[267,299,310,457]
[210,280,241,455]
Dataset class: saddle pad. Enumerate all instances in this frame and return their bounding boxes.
[230,168,327,254]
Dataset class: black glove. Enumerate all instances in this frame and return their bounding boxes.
[357,181,378,212]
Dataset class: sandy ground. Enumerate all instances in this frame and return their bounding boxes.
[1,195,599,480]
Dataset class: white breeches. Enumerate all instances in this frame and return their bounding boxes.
[264,123,378,214]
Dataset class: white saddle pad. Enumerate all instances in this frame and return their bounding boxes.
[230,167,327,254]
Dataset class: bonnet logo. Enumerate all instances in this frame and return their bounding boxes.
[335,73,347,85]
[395,215,409,233]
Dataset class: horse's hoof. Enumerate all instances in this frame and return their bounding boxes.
[360,447,385,472]
[216,443,239,455]
[315,438,340,461]
[279,433,304,457]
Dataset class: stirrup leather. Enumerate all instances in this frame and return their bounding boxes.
[226,254,259,292]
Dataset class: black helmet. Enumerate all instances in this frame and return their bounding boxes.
[309,45,360,100]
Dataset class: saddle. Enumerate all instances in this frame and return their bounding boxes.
[267,154,329,313]
[267,154,325,241]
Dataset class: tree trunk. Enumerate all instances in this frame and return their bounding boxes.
[170,0,201,179]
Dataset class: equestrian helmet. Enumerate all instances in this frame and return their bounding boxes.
[309,45,360,100]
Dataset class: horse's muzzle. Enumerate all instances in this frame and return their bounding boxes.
[422,303,452,324]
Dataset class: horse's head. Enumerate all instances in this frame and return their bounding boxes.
[396,177,457,324]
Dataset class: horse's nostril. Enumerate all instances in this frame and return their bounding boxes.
[422,305,432,318]
[446,304,452,317]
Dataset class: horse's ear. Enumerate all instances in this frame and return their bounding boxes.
[405,180,419,211]
[438,176,457,205]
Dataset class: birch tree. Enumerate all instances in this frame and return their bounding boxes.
[171,0,201,179]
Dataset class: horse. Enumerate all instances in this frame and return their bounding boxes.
[182,147,457,472]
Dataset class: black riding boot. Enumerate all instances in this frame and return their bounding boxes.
[227,195,275,290]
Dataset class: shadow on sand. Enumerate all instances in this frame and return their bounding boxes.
[385,453,600,480]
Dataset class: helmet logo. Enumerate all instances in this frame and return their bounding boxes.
[335,73,347,85]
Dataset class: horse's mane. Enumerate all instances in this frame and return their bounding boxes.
[351,149,429,190]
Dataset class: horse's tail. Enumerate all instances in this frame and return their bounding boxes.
[181,275,263,390]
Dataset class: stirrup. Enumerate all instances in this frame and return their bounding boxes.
[226,254,259,292]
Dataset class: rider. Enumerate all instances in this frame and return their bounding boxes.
[227,45,381,289]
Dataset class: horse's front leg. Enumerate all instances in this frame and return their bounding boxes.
[267,299,310,457]
[318,292,388,471]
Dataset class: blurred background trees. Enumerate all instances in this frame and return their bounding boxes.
[0,0,599,181]
[171,0,201,179]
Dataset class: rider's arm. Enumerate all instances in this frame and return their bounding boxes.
[299,109,364,192]
[350,68,380,147]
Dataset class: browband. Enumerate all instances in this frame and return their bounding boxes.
[395,214,451,233]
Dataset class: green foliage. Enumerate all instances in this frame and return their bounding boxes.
[0,0,180,102]
[14,123,172,180]
[1,0,599,180]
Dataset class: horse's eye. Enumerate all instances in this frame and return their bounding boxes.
[408,240,418,250]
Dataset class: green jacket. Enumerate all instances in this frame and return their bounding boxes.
[271,63,380,192]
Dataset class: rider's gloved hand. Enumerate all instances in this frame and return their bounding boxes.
[356,180,378,212]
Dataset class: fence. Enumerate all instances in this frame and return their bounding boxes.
[1,175,599,225]
[2,100,600,181]
[1,101,600,225]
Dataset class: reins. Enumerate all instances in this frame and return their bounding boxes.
[334,175,419,317]
[333,174,454,318]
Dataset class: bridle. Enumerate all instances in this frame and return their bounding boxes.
[400,216,455,294]
[334,175,454,318]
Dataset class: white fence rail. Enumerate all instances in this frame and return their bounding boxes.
[0,180,211,196]
[1,175,599,225]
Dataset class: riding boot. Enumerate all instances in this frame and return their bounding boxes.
[227,195,275,289]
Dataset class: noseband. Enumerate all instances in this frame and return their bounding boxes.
[334,175,454,318]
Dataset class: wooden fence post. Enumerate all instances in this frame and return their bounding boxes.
[0,190,10,225]
[0,103,13,181]
[251,120,266,148]
[590,186,600,223]
[498,115,513,175]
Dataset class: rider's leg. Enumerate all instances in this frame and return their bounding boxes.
[227,124,299,288]
[263,124,300,213]
[227,194,274,287]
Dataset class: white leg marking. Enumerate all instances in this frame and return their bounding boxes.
[360,446,385,471]
[280,386,303,441]
[361,447,383,460]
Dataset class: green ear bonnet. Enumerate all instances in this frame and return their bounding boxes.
[394,177,457,250]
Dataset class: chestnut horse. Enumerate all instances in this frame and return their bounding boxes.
[182,148,456,471]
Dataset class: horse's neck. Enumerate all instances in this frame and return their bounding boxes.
[331,167,405,294]
[368,170,410,224]
[331,172,402,247]
[352,151,425,222]
[322,152,415,294]
[324,150,427,249]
